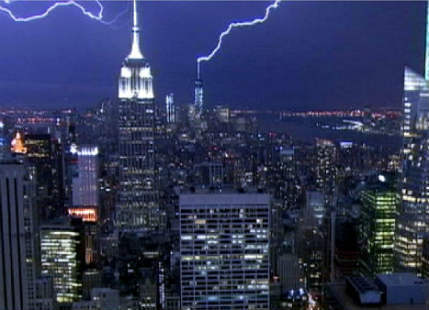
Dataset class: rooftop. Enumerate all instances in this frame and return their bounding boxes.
[346,277,380,294]
[376,273,427,287]
[180,185,266,195]
[327,282,426,310]
[179,187,270,206]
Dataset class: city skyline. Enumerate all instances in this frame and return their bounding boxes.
[1,1,429,309]
[0,1,425,110]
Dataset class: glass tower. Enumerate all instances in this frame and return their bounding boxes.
[360,176,398,275]
[194,62,204,114]
[396,67,429,273]
[40,222,82,303]
[194,78,204,113]
[426,1,429,80]
[117,0,159,231]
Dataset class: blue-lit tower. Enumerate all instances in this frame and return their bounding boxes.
[166,93,175,123]
[426,0,429,80]
[194,62,204,113]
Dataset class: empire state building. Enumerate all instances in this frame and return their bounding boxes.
[117,0,159,231]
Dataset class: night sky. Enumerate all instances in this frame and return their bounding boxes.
[0,1,425,110]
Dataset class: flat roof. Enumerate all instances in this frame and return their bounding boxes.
[346,277,380,294]
[327,282,426,310]
[180,190,270,206]
[180,186,263,195]
[376,273,426,287]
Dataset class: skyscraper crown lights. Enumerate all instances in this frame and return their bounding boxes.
[118,0,154,100]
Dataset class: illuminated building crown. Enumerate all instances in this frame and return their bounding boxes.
[118,0,154,100]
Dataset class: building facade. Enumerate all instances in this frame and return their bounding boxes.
[194,78,204,114]
[426,0,429,80]
[314,139,337,200]
[166,93,176,124]
[179,190,270,310]
[360,175,398,275]
[0,161,36,310]
[71,146,99,208]
[396,67,429,273]
[40,220,83,303]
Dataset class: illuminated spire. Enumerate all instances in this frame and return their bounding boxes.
[128,0,143,60]
[197,61,201,80]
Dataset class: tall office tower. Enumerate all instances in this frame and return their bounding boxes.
[359,175,398,275]
[425,0,429,99]
[117,0,159,230]
[179,189,270,310]
[71,146,99,207]
[68,145,99,267]
[396,67,429,273]
[0,161,36,310]
[315,139,337,199]
[194,63,204,114]
[23,134,64,220]
[40,219,84,303]
[278,147,299,209]
[166,93,176,124]
[194,78,204,113]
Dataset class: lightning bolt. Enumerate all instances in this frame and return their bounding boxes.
[0,0,124,24]
[197,0,282,76]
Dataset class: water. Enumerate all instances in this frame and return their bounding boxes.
[257,115,401,151]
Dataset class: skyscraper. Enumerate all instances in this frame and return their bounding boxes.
[360,174,398,275]
[194,78,204,113]
[179,189,270,310]
[166,93,176,124]
[40,219,84,303]
[396,67,429,273]
[195,63,204,114]
[71,146,99,208]
[0,161,35,310]
[117,0,159,230]
[315,139,337,199]
[426,0,429,80]
[24,134,65,220]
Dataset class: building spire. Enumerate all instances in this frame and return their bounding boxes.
[128,0,143,60]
